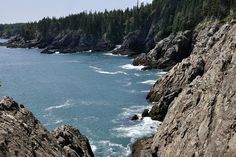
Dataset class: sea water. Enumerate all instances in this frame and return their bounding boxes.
[0,46,162,157]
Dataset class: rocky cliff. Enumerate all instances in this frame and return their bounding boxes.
[133,20,236,157]
[5,30,115,54]
[0,96,94,157]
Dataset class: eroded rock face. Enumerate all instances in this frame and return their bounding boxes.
[133,30,192,70]
[135,21,236,157]
[112,27,155,57]
[0,96,94,157]
[52,125,94,157]
[5,30,115,53]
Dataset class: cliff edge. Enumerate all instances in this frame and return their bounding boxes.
[133,21,236,157]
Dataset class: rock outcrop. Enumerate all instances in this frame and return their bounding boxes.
[5,30,115,53]
[0,96,94,157]
[133,30,193,71]
[133,21,236,157]
[52,125,94,157]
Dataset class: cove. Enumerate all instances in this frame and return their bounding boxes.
[0,47,162,157]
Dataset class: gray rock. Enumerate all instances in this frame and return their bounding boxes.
[141,109,150,118]
[136,21,236,157]
[133,30,193,70]
[131,114,139,121]
[0,96,94,157]
[52,125,94,157]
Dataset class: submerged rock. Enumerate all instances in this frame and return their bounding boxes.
[131,114,139,121]
[0,96,94,157]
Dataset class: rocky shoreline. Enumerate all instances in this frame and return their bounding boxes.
[132,20,236,156]
[1,20,236,157]
[0,96,94,157]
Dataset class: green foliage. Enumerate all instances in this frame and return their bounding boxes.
[1,0,236,43]
[151,0,236,37]
[7,3,152,44]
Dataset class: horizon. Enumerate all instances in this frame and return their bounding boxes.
[0,0,152,24]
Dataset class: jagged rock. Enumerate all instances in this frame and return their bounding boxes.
[147,56,205,121]
[5,30,115,53]
[52,125,94,157]
[141,109,150,118]
[136,21,236,157]
[132,136,153,157]
[112,27,154,57]
[40,49,55,54]
[133,30,193,70]
[131,114,139,121]
[0,96,94,157]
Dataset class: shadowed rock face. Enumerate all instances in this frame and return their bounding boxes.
[0,96,94,157]
[133,30,193,71]
[133,21,236,157]
[5,31,115,53]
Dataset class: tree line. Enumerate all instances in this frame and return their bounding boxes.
[0,0,236,43]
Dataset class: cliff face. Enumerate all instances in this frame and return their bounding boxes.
[0,96,94,157]
[5,30,115,53]
[133,21,236,157]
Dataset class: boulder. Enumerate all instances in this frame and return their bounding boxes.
[141,109,150,118]
[131,114,139,121]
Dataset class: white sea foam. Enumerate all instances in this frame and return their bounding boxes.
[123,82,132,87]
[159,71,168,75]
[114,117,161,143]
[54,119,63,124]
[103,52,128,57]
[91,144,97,152]
[141,90,150,93]
[45,100,72,111]
[95,140,130,157]
[134,73,141,77]
[140,80,156,85]
[89,66,127,75]
[119,64,146,70]
[111,105,161,155]
[55,51,60,54]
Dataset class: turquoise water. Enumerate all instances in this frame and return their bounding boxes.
[0,46,162,157]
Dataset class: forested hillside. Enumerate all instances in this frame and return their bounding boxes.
[1,0,236,52]
[0,3,152,44]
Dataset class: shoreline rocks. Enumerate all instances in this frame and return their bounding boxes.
[133,30,193,71]
[4,31,116,53]
[133,21,236,157]
[0,96,94,157]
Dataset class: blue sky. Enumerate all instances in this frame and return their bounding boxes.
[0,0,152,24]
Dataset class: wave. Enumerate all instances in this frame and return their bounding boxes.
[159,71,168,75]
[141,90,150,93]
[140,80,156,85]
[94,140,130,157]
[112,105,161,154]
[55,51,60,54]
[103,52,128,57]
[45,100,73,111]
[119,64,146,70]
[89,66,127,75]
[113,117,161,143]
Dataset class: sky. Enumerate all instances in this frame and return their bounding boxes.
[0,0,152,24]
